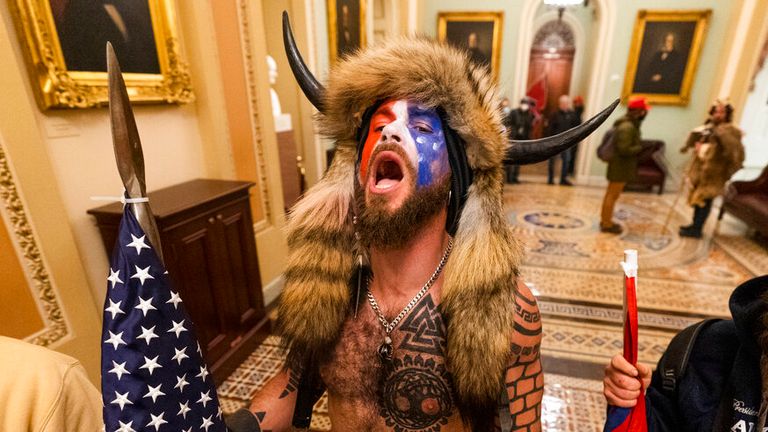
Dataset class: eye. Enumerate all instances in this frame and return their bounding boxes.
[413,122,433,134]
[374,125,385,132]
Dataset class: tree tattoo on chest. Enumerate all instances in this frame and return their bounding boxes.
[378,295,454,432]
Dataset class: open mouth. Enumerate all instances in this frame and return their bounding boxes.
[369,151,406,193]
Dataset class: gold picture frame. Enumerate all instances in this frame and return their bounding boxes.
[327,0,367,64]
[437,11,504,80]
[10,0,194,110]
[622,10,711,106]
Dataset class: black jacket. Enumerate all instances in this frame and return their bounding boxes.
[504,108,535,140]
[645,275,767,431]
[546,109,580,137]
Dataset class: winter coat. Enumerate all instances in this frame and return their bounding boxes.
[644,275,768,432]
[682,123,745,206]
[606,116,643,183]
[546,109,581,137]
[504,108,536,140]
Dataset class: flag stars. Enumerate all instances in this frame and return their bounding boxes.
[146,412,168,431]
[172,347,189,365]
[134,296,157,316]
[197,390,212,408]
[110,391,133,411]
[166,291,182,309]
[139,355,162,376]
[130,265,154,286]
[167,320,187,338]
[108,360,130,381]
[105,299,125,319]
[107,268,123,288]
[175,374,190,392]
[126,234,151,255]
[177,401,191,419]
[143,384,166,403]
[115,420,136,432]
[104,331,127,350]
[136,326,159,345]
[196,365,209,381]
[201,415,214,431]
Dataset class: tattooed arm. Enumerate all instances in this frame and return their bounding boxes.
[504,280,543,432]
[225,367,300,432]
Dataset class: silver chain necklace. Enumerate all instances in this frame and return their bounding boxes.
[366,238,453,362]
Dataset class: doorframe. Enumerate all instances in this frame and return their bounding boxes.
[527,12,584,102]
[514,0,616,181]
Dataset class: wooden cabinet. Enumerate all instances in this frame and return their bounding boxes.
[88,179,270,383]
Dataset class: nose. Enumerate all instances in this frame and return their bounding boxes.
[380,123,402,143]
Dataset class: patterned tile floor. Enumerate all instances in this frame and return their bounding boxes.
[217,183,766,431]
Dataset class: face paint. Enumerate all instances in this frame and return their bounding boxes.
[359,100,450,190]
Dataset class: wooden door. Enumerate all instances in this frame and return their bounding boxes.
[527,47,575,116]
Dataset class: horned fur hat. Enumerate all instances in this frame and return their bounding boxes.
[277,13,616,428]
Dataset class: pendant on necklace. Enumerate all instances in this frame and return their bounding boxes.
[378,335,393,362]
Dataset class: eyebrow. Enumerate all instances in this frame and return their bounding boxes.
[374,105,394,117]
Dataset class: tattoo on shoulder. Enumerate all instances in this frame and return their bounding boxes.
[279,368,301,399]
[513,291,541,339]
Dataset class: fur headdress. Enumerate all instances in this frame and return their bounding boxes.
[277,13,616,428]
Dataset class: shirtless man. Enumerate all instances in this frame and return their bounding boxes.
[225,17,614,431]
[243,97,542,431]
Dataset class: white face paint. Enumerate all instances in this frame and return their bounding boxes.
[360,99,449,191]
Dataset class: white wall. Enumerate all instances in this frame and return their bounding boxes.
[0,1,212,309]
[739,60,768,179]
[38,107,209,307]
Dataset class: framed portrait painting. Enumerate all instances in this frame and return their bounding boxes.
[437,12,504,80]
[327,0,366,64]
[622,10,711,105]
[10,0,194,109]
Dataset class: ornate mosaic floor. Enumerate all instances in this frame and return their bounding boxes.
[217,183,766,431]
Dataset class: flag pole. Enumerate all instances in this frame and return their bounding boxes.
[107,42,163,264]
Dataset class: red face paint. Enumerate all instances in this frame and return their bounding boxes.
[360,100,397,182]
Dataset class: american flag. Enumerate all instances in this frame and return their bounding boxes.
[101,205,226,432]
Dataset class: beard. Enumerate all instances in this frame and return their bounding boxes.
[356,147,451,250]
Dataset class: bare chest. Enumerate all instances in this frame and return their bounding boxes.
[319,294,459,431]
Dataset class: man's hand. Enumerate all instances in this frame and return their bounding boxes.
[603,354,652,408]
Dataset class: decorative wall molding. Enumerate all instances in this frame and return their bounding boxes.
[236,0,272,224]
[0,139,67,346]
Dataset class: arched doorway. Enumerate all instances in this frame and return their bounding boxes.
[521,19,576,177]
[527,20,576,117]
[514,0,616,181]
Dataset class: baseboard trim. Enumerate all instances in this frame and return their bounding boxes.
[262,275,284,308]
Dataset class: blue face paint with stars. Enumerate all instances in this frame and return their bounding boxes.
[406,105,450,188]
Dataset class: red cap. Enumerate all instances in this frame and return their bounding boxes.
[627,96,651,111]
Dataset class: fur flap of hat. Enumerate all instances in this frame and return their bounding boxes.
[277,36,523,420]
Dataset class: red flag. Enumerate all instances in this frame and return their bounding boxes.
[604,250,648,432]
[526,74,548,113]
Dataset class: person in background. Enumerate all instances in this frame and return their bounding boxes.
[603,275,768,431]
[569,95,585,176]
[678,100,745,238]
[547,95,581,185]
[505,97,538,184]
[0,336,103,431]
[599,96,650,234]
